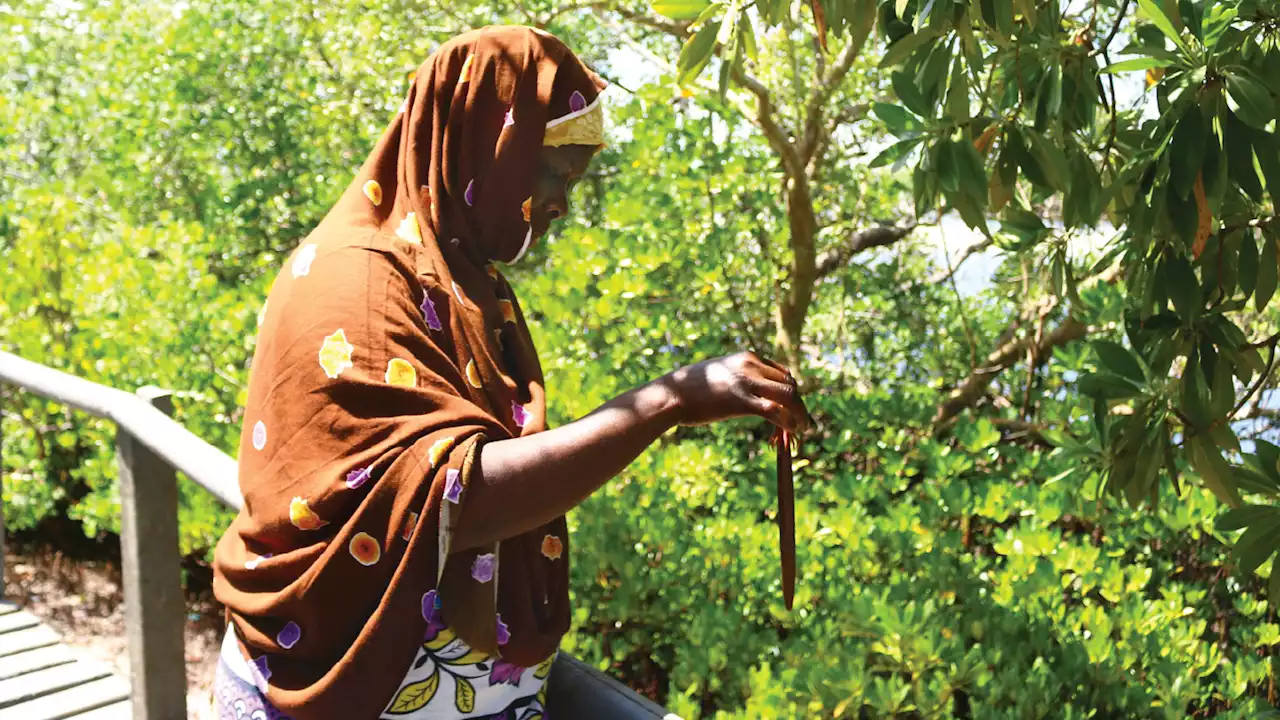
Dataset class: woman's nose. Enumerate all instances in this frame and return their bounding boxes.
[545,191,568,221]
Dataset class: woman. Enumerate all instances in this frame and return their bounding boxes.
[211,26,810,720]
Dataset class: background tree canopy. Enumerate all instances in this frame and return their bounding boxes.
[3,0,1280,716]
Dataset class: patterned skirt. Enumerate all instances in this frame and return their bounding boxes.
[214,626,553,720]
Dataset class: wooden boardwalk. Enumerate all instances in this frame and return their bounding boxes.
[0,602,131,719]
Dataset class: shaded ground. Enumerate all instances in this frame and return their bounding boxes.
[3,544,224,719]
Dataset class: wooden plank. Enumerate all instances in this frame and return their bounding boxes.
[0,626,60,658]
[0,610,41,634]
[115,388,187,720]
[0,660,112,709]
[64,700,132,719]
[0,645,77,680]
[3,675,130,720]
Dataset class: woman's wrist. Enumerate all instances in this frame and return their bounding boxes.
[642,375,685,429]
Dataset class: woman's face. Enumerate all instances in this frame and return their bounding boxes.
[528,144,597,242]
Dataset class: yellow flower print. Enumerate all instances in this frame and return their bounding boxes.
[318,329,355,379]
[362,179,383,206]
[428,436,456,467]
[465,359,483,389]
[386,358,417,387]
[499,300,517,324]
[396,212,423,245]
[521,196,532,222]
[289,497,328,531]
[459,55,474,82]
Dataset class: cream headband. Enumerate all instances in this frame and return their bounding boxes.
[543,93,605,147]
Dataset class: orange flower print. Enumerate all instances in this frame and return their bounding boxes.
[428,436,455,467]
[318,329,355,379]
[465,359,483,389]
[402,511,418,541]
[541,534,563,561]
[349,532,381,566]
[521,196,532,222]
[499,300,517,324]
[396,212,423,245]
[289,497,328,531]
[385,358,417,387]
[362,179,383,206]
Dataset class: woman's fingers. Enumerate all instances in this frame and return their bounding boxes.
[747,377,806,432]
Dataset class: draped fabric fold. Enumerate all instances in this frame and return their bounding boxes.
[212,26,606,719]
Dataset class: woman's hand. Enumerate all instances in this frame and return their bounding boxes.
[661,351,812,433]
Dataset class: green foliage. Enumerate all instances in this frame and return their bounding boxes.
[4,0,1280,717]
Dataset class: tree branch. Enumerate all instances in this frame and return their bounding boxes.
[815,223,918,277]
[800,38,863,163]
[931,265,1123,431]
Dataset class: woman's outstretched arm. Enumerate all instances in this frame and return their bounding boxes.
[451,351,810,551]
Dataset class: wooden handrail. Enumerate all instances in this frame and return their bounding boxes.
[0,351,242,509]
[0,350,678,720]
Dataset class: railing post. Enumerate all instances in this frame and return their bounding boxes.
[116,386,187,720]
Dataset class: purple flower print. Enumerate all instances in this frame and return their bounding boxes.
[249,655,272,693]
[444,468,462,504]
[472,553,495,583]
[422,590,446,638]
[422,590,439,623]
[569,90,587,113]
[244,552,272,570]
[276,622,301,650]
[345,467,371,490]
[512,401,529,428]
[464,179,475,206]
[489,659,524,686]
[420,290,442,332]
[495,613,510,646]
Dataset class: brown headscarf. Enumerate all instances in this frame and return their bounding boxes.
[212,26,606,718]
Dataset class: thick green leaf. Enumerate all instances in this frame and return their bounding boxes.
[1201,5,1238,51]
[1164,256,1201,319]
[653,0,714,21]
[1025,130,1069,191]
[892,70,931,117]
[1258,235,1277,313]
[1169,109,1206,199]
[1238,231,1259,299]
[873,102,921,135]
[1100,56,1175,74]
[1226,73,1276,129]
[1138,0,1188,52]
[1077,372,1142,400]
[936,141,960,193]
[869,137,922,168]
[880,28,939,68]
[1092,340,1145,384]
[1233,521,1280,576]
[1188,433,1244,507]
[676,20,721,87]
[1218,504,1279,532]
